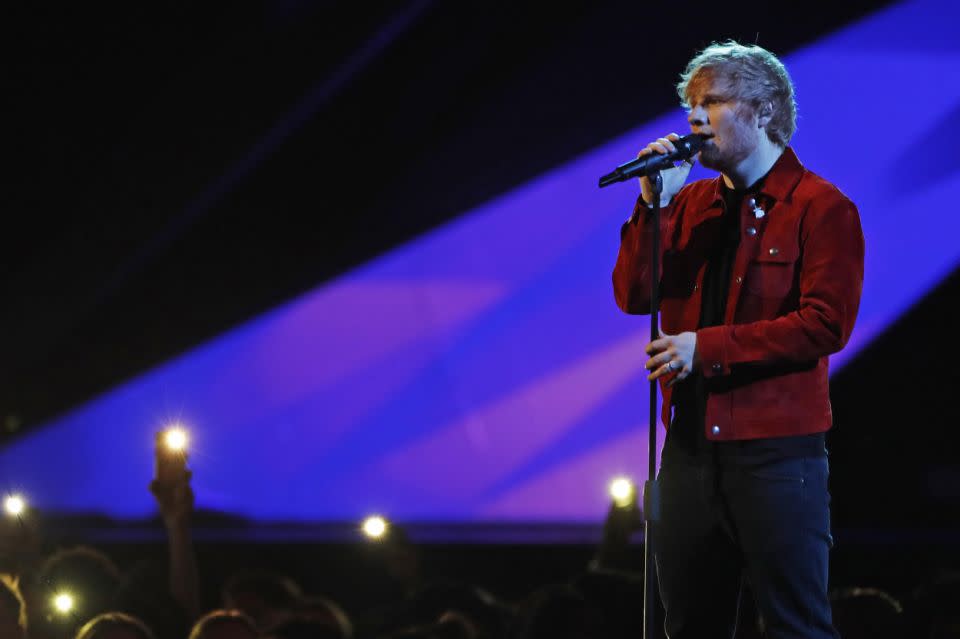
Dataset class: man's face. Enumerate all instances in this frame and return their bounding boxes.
[685,74,762,172]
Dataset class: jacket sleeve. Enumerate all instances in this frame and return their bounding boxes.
[612,196,677,315]
[696,191,865,376]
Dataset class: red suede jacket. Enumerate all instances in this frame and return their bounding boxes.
[613,148,864,440]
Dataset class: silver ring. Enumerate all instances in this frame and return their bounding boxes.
[667,360,677,371]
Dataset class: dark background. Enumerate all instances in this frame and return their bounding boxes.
[2,0,957,536]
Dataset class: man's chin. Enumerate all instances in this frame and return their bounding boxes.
[698,152,722,171]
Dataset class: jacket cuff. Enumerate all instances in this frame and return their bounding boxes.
[697,325,730,378]
[620,196,671,240]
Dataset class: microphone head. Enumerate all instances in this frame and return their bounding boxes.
[679,133,707,155]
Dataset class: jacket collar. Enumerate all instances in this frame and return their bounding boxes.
[706,146,805,208]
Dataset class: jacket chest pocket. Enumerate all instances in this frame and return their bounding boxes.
[745,237,799,299]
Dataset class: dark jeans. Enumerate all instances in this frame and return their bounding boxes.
[652,454,838,639]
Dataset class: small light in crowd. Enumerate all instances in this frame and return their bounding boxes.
[608,476,635,508]
[3,494,25,517]
[163,426,189,452]
[362,515,388,540]
[52,592,75,614]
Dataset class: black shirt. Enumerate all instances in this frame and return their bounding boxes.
[662,179,827,467]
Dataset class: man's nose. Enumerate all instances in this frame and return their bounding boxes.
[687,106,707,128]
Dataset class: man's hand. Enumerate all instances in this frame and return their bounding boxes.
[638,133,696,207]
[594,494,644,572]
[150,472,201,620]
[645,331,699,388]
[150,473,194,529]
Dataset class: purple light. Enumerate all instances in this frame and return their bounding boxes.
[1,0,957,524]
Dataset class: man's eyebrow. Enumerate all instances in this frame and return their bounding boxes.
[687,92,726,108]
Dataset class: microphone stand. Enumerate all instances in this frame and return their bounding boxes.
[601,156,693,638]
[643,172,663,639]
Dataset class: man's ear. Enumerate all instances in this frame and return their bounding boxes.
[757,101,774,128]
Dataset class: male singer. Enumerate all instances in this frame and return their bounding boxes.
[612,41,864,638]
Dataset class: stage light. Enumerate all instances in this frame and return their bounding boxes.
[52,592,75,614]
[162,426,189,452]
[362,515,388,540]
[608,476,635,508]
[3,494,25,517]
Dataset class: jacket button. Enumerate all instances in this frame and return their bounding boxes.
[769,247,779,256]
[693,283,699,291]
[736,276,743,284]
[712,363,721,372]
[746,227,757,236]
[712,425,720,435]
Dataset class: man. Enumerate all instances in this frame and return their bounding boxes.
[612,41,864,638]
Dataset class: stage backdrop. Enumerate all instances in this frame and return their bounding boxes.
[2,0,957,524]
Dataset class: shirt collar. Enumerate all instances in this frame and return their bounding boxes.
[707,146,805,208]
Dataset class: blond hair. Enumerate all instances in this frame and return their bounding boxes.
[189,609,257,639]
[677,41,797,147]
[75,612,155,639]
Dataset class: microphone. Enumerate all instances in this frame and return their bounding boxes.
[598,134,706,188]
